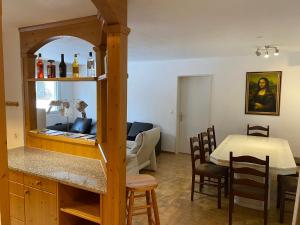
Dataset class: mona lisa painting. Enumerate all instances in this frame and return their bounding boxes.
[245,71,282,116]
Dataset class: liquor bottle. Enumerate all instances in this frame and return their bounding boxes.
[72,54,79,78]
[59,54,66,77]
[36,53,44,79]
[87,52,96,77]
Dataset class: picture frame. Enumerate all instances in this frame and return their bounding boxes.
[245,71,282,116]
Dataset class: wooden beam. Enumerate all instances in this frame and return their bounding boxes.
[91,0,127,25]
[102,24,130,225]
[0,0,11,224]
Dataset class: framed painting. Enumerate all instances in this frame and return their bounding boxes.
[245,71,282,116]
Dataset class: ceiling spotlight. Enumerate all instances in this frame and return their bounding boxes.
[264,51,269,58]
[274,48,279,56]
[255,49,261,56]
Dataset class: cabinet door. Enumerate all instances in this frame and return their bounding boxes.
[10,194,24,221]
[24,187,57,225]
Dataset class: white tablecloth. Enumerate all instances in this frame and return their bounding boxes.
[210,134,297,175]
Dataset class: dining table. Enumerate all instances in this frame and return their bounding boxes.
[210,134,297,210]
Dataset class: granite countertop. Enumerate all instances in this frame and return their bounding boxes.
[8,147,107,194]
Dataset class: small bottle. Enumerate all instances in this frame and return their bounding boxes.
[47,60,55,78]
[72,54,79,78]
[36,53,44,79]
[59,54,66,77]
[87,52,96,77]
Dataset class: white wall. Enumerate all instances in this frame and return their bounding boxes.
[128,55,300,157]
[3,26,24,148]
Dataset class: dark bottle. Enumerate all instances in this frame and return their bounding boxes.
[59,54,67,77]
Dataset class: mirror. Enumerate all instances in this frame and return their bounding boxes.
[34,37,97,140]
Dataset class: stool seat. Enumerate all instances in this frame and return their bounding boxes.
[126,175,158,190]
[126,174,160,225]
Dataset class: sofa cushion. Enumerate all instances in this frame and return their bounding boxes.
[126,132,143,154]
[70,118,92,134]
[127,122,132,134]
[127,122,153,141]
[90,123,97,135]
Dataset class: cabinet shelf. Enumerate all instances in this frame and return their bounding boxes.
[27,77,97,82]
[60,199,101,224]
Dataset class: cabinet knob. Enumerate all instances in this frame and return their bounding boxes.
[24,190,29,195]
[35,181,42,185]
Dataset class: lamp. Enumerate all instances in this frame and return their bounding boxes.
[255,45,279,58]
[75,100,88,118]
[47,100,70,116]
[47,100,71,131]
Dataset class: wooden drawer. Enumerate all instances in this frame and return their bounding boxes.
[9,170,24,184]
[9,181,24,196]
[10,194,24,221]
[24,174,57,194]
[11,217,25,225]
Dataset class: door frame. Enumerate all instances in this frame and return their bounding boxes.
[175,75,213,154]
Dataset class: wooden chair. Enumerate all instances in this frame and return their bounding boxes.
[190,134,228,209]
[277,174,298,223]
[126,175,160,225]
[277,158,300,223]
[247,124,270,137]
[207,125,217,151]
[229,152,269,225]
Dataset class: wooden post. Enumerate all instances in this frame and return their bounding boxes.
[22,53,37,134]
[0,0,11,224]
[102,24,130,225]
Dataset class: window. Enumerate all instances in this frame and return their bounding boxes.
[36,81,60,111]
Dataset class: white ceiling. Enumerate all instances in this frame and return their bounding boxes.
[3,0,300,61]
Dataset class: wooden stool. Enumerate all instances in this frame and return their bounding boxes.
[126,175,160,225]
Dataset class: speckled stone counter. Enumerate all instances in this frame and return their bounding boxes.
[8,147,107,194]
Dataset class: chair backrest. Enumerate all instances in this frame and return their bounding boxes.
[189,136,201,173]
[229,152,269,201]
[198,132,211,163]
[207,125,217,151]
[247,124,270,137]
[136,127,160,164]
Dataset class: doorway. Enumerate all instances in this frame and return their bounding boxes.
[176,75,212,154]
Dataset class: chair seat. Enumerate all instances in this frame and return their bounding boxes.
[279,175,298,193]
[196,163,228,177]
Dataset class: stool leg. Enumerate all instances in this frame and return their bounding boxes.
[146,191,153,225]
[127,191,135,225]
[151,189,160,225]
[126,189,129,212]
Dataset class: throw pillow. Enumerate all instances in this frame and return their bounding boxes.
[70,117,92,134]
[127,132,143,154]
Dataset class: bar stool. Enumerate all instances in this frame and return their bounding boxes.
[126,175,160,225]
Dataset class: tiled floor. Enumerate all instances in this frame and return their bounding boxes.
[132,152,294,225]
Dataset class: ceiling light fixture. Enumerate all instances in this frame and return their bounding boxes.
[255,45,279,58]
[264,50,269,58]
[274,47,279,56]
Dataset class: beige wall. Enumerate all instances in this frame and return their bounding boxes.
[3,25,24,148]
[128,55,300,156]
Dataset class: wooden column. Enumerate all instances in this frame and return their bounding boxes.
[22,53,37,134]
[0,0,10,224]
[95,44,108,145]
[102,24,130,225]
